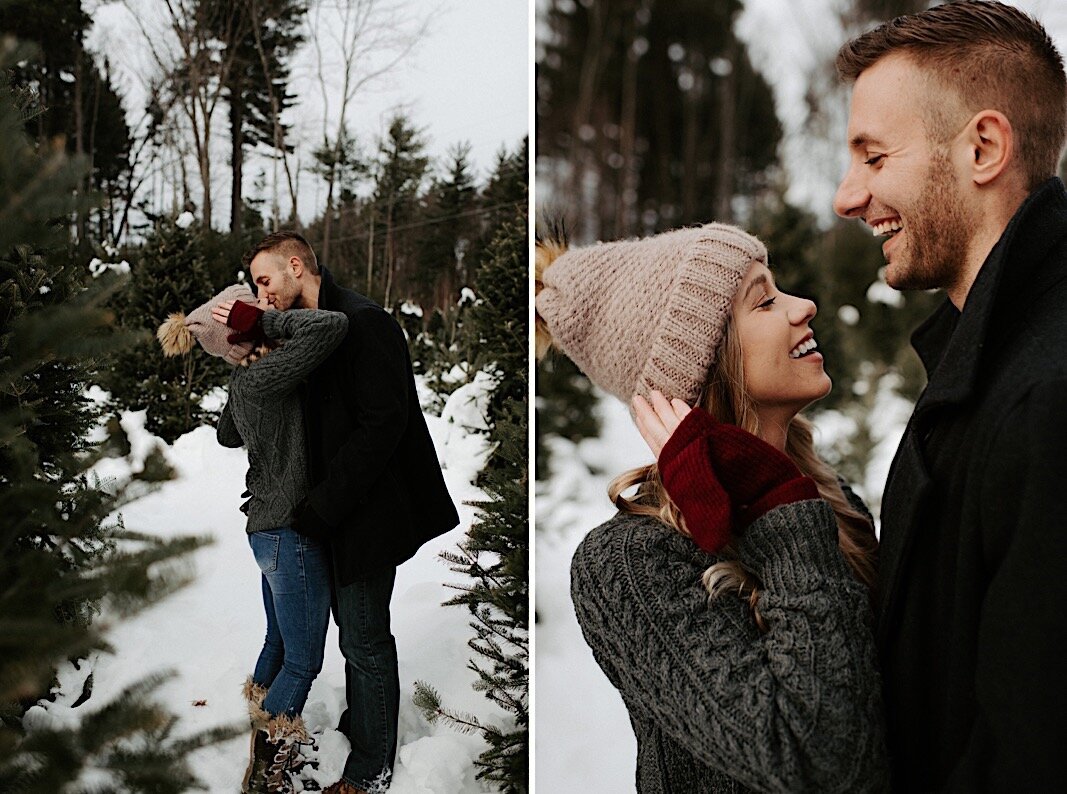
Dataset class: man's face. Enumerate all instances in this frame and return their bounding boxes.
[249,251,302,310]
[833,54,971,292]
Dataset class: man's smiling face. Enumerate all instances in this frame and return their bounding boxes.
[833,53,972,294]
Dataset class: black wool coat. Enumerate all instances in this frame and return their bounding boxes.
[301,268,459,586]
[877,177,1067,792]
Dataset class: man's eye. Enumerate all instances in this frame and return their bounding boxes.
[864,154,885,166]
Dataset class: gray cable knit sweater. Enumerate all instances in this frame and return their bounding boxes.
[216,309,347,534]
[571,498,888,793]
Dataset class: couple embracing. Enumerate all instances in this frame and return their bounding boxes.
[539,2,1067,791]
[158,232,459,794]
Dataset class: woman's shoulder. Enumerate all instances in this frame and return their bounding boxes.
[572,512,720,599]
[576,511,705,561]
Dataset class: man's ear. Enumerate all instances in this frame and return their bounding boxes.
[964,110,1014,186]
[289,255,305,278]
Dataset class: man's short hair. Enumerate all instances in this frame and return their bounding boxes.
[837,0,1067,189]
[242,231,320,276]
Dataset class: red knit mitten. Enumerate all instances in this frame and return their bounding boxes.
[658,409,733,553]
[658,408,819,553]
[225,300,268,345]
[703,421,819,528]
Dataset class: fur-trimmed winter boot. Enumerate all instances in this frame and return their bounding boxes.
[240,678,310,793]
[243,677,269,722]
[242,712,310,794]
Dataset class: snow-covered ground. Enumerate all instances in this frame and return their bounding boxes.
[535,381,912,792]
[24,373,507,793]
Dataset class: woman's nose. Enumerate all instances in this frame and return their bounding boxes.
[788,295,817,324]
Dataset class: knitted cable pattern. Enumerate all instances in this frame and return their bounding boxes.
[219,309,348,533]
[571,502,888,793]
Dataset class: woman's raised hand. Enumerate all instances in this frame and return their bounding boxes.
[633,390,692,458]
[631,392,819,554]
[211,300,236,325]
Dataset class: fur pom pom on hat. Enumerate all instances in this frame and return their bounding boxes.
[535,222,766,406]
[157,283,257,366]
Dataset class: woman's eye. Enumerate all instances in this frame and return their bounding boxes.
[864,154,885,167]
[757,297,776,309]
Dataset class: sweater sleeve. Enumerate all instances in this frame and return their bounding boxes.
[571,510,888,793]
[237,309,348,399]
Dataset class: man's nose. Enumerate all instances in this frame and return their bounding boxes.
[833,164,870,219]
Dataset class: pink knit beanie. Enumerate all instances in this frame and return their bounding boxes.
[156,283,258,365]
[535,223,766,405]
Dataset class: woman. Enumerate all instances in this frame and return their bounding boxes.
[535,223,888,793]
[157,284,347,794]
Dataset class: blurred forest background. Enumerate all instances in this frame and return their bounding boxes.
[535,0,1067,490]
[1,0,528,788]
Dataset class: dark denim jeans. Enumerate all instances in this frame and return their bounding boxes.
[248,527,332,717]
[334,566,399,793]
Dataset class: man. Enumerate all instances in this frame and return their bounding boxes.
[833,1,1067,789]
[242,231,460,794]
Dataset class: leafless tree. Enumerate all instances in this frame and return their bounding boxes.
[306,0,435,263]
[123,0,249,228]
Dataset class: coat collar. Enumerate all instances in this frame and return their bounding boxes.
[911,177,1067,415]
[317,266,340,311]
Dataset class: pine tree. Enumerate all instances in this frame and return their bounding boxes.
[0,0,133,251]
[415,142,480,308]
[196,0,306,234]
[104,218,232,444]
[372,113,430,305]
[415,199,529,792]
[0,50,227,790]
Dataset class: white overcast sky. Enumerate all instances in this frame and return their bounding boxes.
[86,0,529,225]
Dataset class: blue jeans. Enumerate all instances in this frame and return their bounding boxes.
[248,528,332,717]
[334,567,399,793]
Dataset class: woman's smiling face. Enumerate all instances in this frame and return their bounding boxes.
[730,261,832,422]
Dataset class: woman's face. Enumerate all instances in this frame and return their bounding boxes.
[730,261,832,419]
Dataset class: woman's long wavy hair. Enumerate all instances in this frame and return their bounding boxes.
[606,318,878,631]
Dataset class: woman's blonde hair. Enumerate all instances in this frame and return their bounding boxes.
[607,318,878,631]
[239,342,275,367]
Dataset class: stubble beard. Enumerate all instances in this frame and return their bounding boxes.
[887,151,970,292]
[276,270,302,311]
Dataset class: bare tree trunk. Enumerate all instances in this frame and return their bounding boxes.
[713,47,737,223]
[322,139,336,262]
[366,201,374,294]
[128,0,248,229]
[249,0,299,224]
[680,57,701,222]
[616,3,641,238]
[230,94,243,234]
[569,1,607,240]
[74,41,87,251]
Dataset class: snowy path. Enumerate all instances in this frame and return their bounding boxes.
[27,377,505,793]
